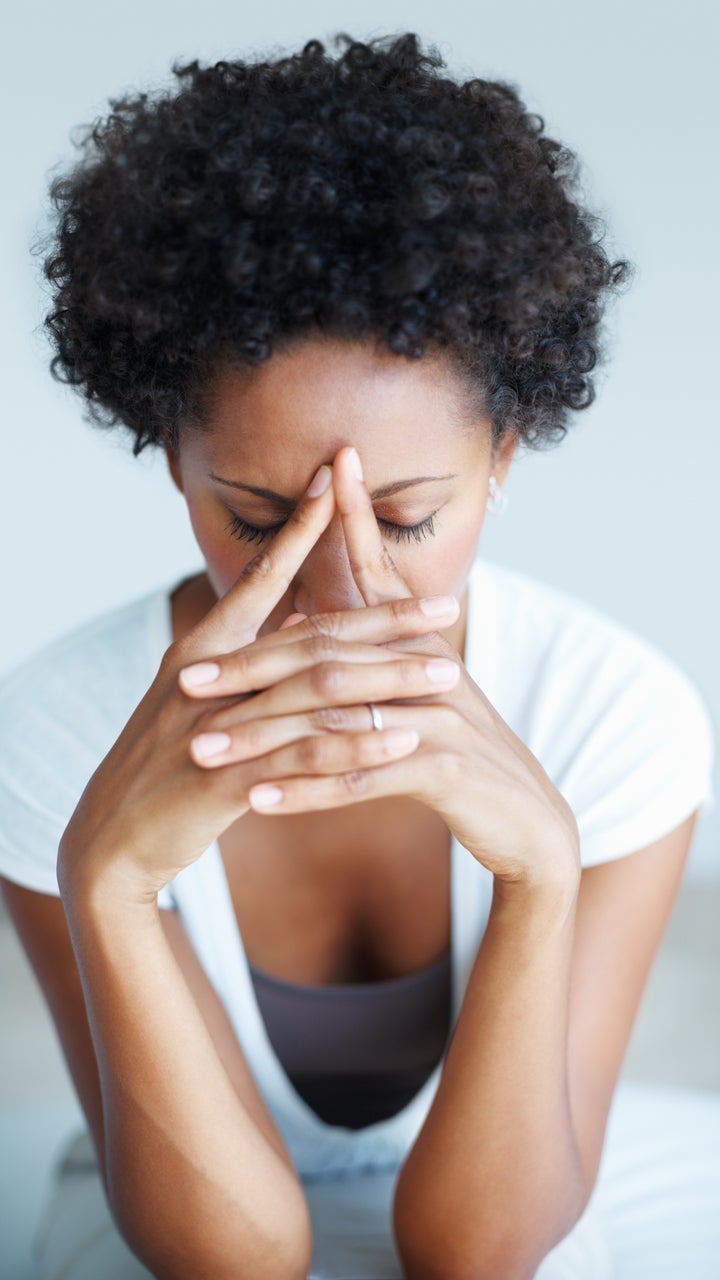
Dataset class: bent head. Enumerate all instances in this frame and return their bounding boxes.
[41,34,627,626]
[163,334,518,635]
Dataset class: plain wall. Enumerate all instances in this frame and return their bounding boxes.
[2,0,718,878]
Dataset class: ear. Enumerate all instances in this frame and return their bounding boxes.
[491,431,519,488]
[162,429,184,495]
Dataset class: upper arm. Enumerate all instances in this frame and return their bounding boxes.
[566,807,700,1210]
[0,877,297,1181]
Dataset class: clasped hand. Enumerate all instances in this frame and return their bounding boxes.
[58,446,579,906]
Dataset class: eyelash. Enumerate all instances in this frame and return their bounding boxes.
[224,511,437,546]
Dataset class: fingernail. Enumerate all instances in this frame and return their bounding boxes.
[179,662,221,688]
[419,595,458,617]
[249,783,284,808]
[191,732,232,760]
[348,448,363,481]
[307,465,332,497]
[426,658,460,684]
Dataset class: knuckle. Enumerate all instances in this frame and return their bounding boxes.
[225,648,251,685]
[234,720,266,759]
[303,611,343,640]
[386,596,409,627]
[243,551,275,583]
[308,705,353,732]
[305,635,340,664]
[342,768,371,797]
[310,661,345,697]
[379,545,399,576]
[159,639,188,680]
[296,735,324,769]
[400,659,424,687]
[389,598,413,625]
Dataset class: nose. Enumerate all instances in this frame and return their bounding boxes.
[291,513,366,616]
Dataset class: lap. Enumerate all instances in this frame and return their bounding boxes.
[34,1082,720,1280]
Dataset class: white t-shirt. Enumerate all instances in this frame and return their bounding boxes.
[0,555,715,1179]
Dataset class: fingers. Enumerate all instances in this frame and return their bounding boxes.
[189,706,420,774]
[188,706,424,809]
[186,700,464,815]
[189,706,360,767]
[179,464,335,662]
[332,446,413,606]
[233,702,461,814]
[178,627,458,701]
[189,699,435,768]
[177,595,460,695]
[248,753,428,814]
[208,652,461,727]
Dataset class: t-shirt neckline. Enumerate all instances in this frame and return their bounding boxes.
[156,562,489,1141]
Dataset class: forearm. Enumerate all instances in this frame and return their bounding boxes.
[60,863,308,1280]
[393,874,583,1280]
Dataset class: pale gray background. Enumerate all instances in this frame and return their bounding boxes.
[1,6,719,1276]
[2,0,718,882]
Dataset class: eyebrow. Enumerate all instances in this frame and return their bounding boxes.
[208,472,457,504]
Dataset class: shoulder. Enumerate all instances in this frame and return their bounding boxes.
[466,557,716,866]
[0,586,171,715]
[468,555,712,726]
[0,586,173,897]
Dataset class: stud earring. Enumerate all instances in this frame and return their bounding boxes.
[487,474,509,516]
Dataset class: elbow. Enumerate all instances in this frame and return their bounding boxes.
[396,1243,554,1280]
[395,1242,539,1280]
[395,1201,585,1280]
[109,1185,313,1280]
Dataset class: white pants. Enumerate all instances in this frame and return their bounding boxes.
[32,1082,720,1279]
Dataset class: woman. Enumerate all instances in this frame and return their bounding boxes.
[0,31,717,1280]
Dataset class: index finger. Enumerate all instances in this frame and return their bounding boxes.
[333,446,414,606]
[180,465,335,662]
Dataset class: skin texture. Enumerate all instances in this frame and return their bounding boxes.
[162,334,579,887]
[164,335,516,649]
[5,332,703,1277]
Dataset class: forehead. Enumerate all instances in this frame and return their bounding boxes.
[190,338,488,477]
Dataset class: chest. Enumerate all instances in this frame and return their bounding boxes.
[217,798,452,986]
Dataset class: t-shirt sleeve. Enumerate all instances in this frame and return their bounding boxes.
[555,639,716,868]
[0,634,175,911]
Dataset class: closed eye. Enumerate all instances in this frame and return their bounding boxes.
[224,511,437,546]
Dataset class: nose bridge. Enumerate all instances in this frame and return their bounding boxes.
[292,514,365,615]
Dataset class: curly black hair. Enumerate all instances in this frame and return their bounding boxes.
[40,31,629,458]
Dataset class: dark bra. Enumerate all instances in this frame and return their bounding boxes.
[248,948,453,1130]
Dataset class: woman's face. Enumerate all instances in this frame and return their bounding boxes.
[164,336,517,644]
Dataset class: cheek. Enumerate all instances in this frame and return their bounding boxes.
[394,520,484,599]
[184,501,261,598]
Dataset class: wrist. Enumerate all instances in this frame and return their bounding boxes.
[58,839,164,916]
[491,868,580,928]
